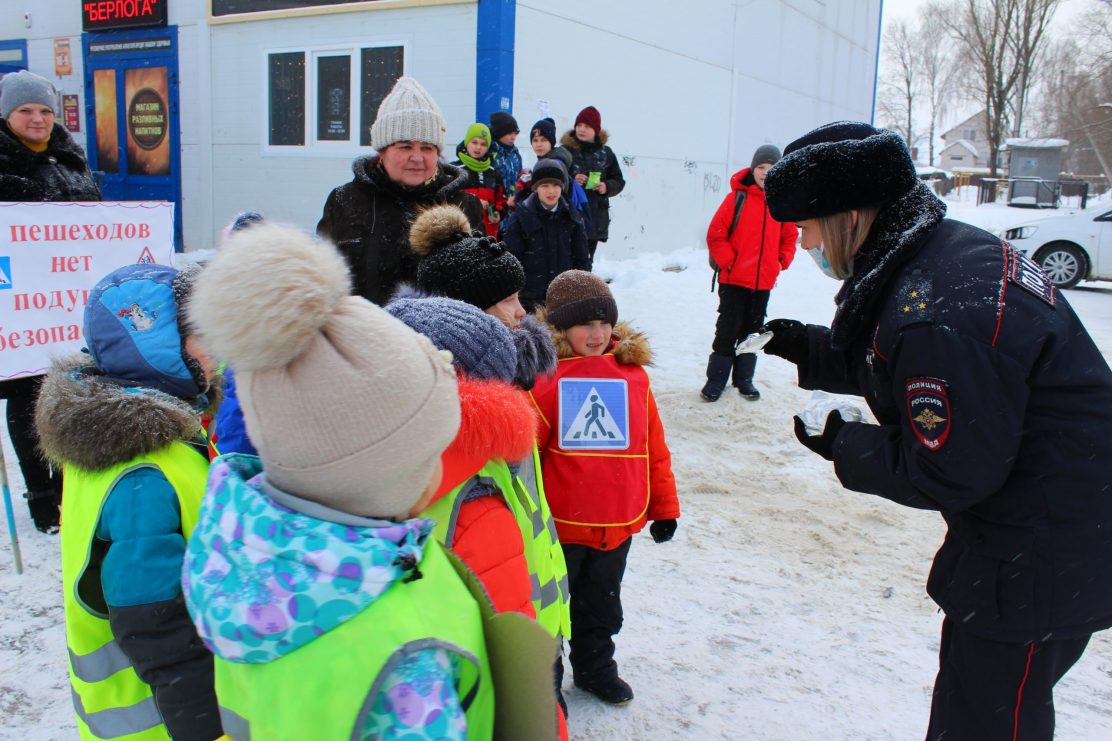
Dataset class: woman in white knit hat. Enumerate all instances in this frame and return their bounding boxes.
[316,77,485,306]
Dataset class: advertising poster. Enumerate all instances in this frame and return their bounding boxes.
[62,94,80,133]
[125,67,170,176]
[0,201,175,380]
[54,38,72,76]
[93,68,118,173]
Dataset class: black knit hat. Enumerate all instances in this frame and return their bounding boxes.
[530,117,556,148]
[410,205,525,310]
[545,270,618,330]
[764,121,918,223]
[489,111,519,140]
[531,158,568,190]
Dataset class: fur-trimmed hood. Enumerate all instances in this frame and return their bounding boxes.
[35,356,216,471]
[560,129,610,151]
[0,121,101,202]
[537,308,652,366]
[350,154,471,201]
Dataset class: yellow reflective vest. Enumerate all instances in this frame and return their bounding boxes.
[61,442,209,741]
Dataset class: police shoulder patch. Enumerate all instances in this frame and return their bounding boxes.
[1005,242,1055,306]
[894,269,934,328]
[905,376,950,451]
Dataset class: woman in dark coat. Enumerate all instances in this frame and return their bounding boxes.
[316,77,482,305]
[0,70,101,532]
[761,121,1112,740]
[560,106,624,263]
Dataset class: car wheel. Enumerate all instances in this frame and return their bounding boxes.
[1034,241,1087,289]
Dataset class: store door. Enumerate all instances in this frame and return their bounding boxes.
[82,28,182,249]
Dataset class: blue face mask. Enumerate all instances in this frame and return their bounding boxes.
[805,246,850,281]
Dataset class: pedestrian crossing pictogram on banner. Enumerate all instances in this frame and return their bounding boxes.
[558,377,629,451]
[137,246,156,264]
[0,257,11,290]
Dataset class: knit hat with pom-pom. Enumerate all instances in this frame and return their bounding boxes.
[189,222,460,519]
[411,204,525,310]
[545,269,618,330]
[386,294,517,382]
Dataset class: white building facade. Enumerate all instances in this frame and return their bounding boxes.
[1,0,882,254]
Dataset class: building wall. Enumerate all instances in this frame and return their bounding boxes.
[513,0,881,257]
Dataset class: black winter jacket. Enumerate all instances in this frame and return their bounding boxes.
[0,120,101,202]
[559,130,624,242]
[316,156,484,305]
[800,183,1112,643]
[502,193,590,309]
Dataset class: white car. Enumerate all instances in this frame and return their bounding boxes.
[1002,203,1112,288]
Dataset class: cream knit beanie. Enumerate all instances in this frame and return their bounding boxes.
[189,223,460,519]
[370,76,447,152]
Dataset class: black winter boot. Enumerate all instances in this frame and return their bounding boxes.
[700,353,734,401]
[26,490,61,534]
[575,674,634,705]
[733,354,760,400]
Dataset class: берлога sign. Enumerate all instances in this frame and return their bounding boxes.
[0,201,175,380]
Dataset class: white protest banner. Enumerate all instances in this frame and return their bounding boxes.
[0,201,175,380]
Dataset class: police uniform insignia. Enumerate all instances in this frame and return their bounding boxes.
[906,377,950,451]
[1005,242,1055,306]
[895,270,933,327]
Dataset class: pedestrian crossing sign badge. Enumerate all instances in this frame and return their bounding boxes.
[558,377,629,451]
[137,246,156,265]
[0,257,11,290]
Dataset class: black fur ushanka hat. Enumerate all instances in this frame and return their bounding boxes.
[764,121,919,223]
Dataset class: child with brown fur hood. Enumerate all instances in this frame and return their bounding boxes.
[529,270,679,708]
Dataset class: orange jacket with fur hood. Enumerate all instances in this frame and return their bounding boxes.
[427,375,538,618]
[529,320,679,550]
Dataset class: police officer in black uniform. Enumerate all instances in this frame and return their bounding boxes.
[760,122,1112,740]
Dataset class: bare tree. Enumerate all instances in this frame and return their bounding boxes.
[918,5,962,164]
[878,18,918,147]
[936,0,1062,177]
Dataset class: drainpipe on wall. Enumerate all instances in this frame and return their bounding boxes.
[475,0,515,123]
[870,0,884,126]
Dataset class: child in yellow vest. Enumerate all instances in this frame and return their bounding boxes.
[181,224,495,740]
[35,262,223,741]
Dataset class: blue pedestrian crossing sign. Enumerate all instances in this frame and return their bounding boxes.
[558,377,629,451]
[0,256,11,290]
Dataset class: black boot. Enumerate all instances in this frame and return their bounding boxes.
[26,490,61,534]
[733,354,760,400]
[700,353,734,401]
[575,674,634,705]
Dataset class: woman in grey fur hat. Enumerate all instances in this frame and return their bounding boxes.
[761,121,1112,740]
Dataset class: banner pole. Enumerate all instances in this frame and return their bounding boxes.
[0,442,24,575]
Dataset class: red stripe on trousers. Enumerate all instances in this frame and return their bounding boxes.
[1013,642,1036,741]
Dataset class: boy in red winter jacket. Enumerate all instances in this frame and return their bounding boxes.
[702,144,798,402]
[530,270,679,707]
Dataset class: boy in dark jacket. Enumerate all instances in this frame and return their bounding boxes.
[502,158,590,312]
[452,122,507,237]
[702,145,797,402]
[561,106,625,262]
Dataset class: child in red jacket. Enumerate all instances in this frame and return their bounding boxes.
[703,144,798,402]
[530,270,680,707]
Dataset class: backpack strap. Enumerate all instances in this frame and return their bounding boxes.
[710,190,748,292]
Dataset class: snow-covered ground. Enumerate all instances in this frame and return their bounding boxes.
[2,192,1111,740]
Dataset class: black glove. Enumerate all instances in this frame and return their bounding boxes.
[649,519,677,543]
[760,319,808,365]
[793,410,846,461]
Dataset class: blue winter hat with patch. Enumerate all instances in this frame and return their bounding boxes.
[386,295,517,382]
[83,263,204,399]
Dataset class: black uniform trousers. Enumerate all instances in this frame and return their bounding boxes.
[559,537,632,685]
[0,375,58,493]
[712,284,770,357]
[926,617,1091,741]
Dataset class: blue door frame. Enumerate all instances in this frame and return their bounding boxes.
[82,27,183,251]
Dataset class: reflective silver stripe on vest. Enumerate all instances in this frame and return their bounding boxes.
[220,705,251,741]
[516,463,548,539]
[69,641,133,683]
[529,572,542,602]
[71,685,162,738]
[538,577,561,609]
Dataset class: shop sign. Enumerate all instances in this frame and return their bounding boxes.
[127,87,167,151]
[82,0,168,32]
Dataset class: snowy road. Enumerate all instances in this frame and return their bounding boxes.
[2,195,1111,740]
